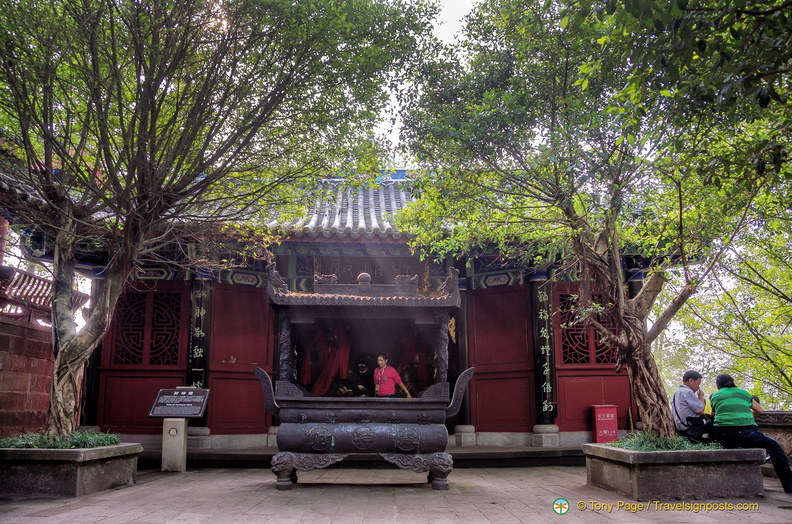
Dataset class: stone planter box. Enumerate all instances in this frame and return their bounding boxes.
[582,443,766,501]
[0,443,143,499]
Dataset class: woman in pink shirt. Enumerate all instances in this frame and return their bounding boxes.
[374,354,412,398]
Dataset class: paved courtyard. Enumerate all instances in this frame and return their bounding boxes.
[2,466,792,523]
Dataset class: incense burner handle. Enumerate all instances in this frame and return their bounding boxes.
[254,365,280,415]
[445,367,474,418]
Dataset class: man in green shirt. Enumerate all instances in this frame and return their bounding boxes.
[711,374,792,493]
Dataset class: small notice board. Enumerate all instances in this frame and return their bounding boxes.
[149,388,210,418]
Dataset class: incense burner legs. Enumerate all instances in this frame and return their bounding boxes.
[270,450,454,490]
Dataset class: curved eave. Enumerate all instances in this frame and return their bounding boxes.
[266,289,460,308]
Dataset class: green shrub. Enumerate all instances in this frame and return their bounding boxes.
[0,430,121,449]
[609,433,722,451]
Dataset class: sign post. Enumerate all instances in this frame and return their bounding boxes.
[149,388,210,472]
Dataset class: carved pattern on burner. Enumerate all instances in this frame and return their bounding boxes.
[381,453,429,472]
[387,411,400,424]
[271,452,296,474]
[395,428,419,451]
[354,412,371,424]
[307,426,333,451]
[352,427,376,450]
[293,453,348,471]
[430,452,454,475]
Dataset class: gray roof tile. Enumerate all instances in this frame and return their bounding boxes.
[267,179,415,239]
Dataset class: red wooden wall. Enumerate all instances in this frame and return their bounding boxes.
[466,285,535,432]
[99,281,191,433]
[98,280,275,434]
[96,277,634,437]
[206,283,275,434]
[553,282,636,432]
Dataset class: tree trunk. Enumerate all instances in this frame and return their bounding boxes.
[46,346,89,437]
[46,220,81,437]
[45,273,128,437]
[625,349,675,437]
[618,315,676,438]
[45,220,131,437]
[572,230,676,438]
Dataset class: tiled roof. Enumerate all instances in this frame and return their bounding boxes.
[0,170,418,240]
[0,169,48,219]
[266,179,415,239]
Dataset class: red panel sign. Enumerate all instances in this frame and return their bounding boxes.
[592,404,618,443]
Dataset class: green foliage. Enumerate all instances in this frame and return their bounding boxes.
[400,0,761,274]
[399,0,790,437]
[655,204,792,409]
[563,0,792,180]
[0,0,434,217]
[609,432,722,451]
[0,0,436,437]
[564,0,792,407]
[0,430,121,449]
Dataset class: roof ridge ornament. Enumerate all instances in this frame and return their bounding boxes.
[439,267,460,296]
[266,263,290,295]
[265,262,461,309]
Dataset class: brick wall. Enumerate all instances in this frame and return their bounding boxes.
[0,316,53,437]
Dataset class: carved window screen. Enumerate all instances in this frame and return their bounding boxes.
[111,288,184,368]
[557,293,618,366]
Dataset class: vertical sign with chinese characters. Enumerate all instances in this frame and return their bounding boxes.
[530,271,556,423]
[187,279,210,388]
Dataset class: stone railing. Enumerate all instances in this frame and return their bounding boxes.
[755,411,792,457]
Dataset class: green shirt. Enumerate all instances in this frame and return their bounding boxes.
[710,387,756,428]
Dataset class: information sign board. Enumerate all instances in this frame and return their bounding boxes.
[149,388,210,418]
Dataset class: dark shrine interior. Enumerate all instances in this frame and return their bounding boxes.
[292,318,442,398]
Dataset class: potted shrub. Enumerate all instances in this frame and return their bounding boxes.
[583,434,766,501]
[0,431,143,499]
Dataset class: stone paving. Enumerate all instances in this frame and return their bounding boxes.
[1,466,792,523]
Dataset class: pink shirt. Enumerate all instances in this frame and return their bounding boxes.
[374,366,402,396]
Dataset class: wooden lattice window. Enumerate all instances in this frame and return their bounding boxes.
[558,293,618,366]
[112,288,184,367]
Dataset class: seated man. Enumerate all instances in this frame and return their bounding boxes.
[671,370,713,443]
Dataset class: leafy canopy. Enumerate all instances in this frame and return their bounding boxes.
[657,192,792,409]
[562,0,791,179]
[0,0,436,437]
[399,0,758,275]
[0,0,435,247]
[398,0,788,436]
